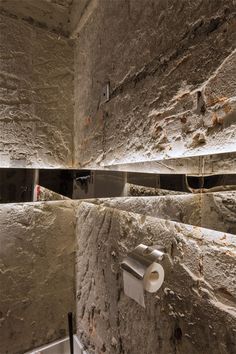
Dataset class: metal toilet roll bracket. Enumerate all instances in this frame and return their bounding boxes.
[121,244,167,307]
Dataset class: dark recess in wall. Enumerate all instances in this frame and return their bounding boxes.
[1,169,236,203]
[0,169,35,203]
[39,169,76,198]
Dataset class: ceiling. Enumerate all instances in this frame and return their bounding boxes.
[0,0,75,35]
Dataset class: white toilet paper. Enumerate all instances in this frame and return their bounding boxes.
[143,262,164,293]
[121,245,165,307]
[123,270,145,307]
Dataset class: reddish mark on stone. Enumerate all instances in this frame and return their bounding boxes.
[207,95,228,107]
[84,116,92,126]
[223,103,231,114]
[36,185,40,199]
[212,112,220,126]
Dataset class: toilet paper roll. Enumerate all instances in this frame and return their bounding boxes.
[143,262,165,293]
[123,270,145,307]
[122,262,164,307]
[121,244,165,307]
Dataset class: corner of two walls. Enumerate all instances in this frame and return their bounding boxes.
[73,0,236,169]
[1,193,236,353]
[1,1,236,170]
[0,13,74,168]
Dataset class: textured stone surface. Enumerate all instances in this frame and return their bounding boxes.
[201,192,236,234]
[0,193,236,353]
[79,191,236,234]
[104,152,236,175]
[69,0,94,37]
[75,202,236,354]
[1,1,236,171]
[0,0,71,35]
[0,201,75,354]
[0,14,74,168]
[36,185,70,201]
[74,0,236,169]
[50,0,72,7]
[126,183,187,197]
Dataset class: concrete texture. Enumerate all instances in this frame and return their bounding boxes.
[0,14,74,168]
[74,0,236,169]
[75,201,236,354]
[0,201,75,354]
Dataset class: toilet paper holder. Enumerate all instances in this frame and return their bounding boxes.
[121,244,166,307]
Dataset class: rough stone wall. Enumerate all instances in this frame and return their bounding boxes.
[78,191,236,234]
[74,0,236,169]
[0,200,75,354]
[76,202,236,354]
[126,184,187,197]
[1,0,236,170]
[69,0,92,36]
[0,14,74,168]
[0,193,235,353]
[0,0,72,35]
